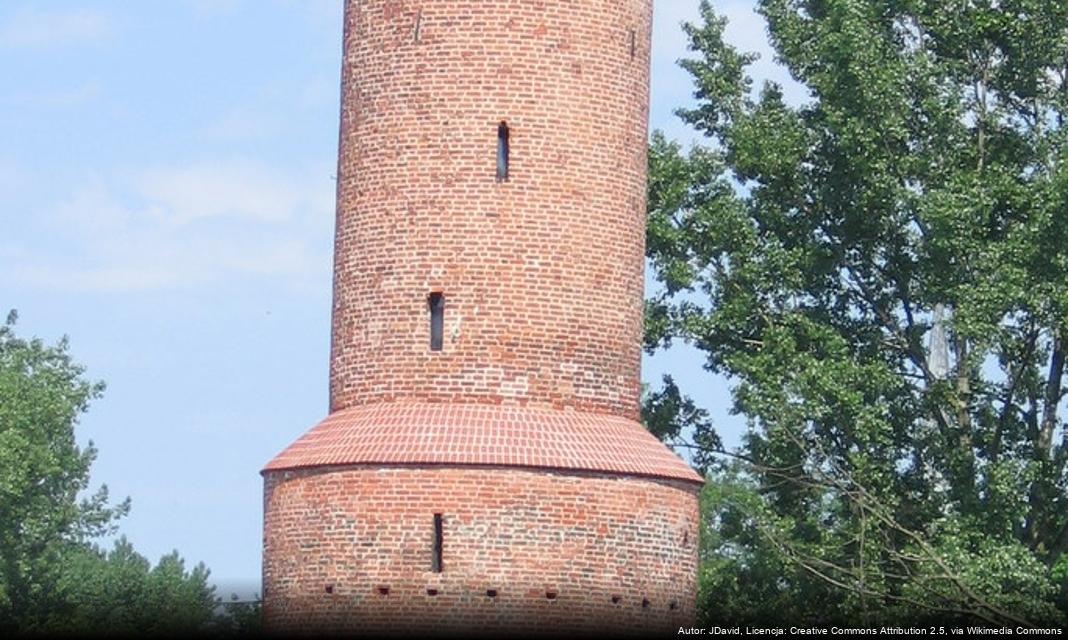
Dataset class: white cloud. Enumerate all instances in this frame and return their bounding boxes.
[3,161,335,294]
[201,106,286,143]
[9,264,186,293]
[2,80,102,109]
[0,8,113,49]
[200,74,337,143]
[139,162,304,224]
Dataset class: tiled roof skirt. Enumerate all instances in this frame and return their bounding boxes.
[263,402,703,484]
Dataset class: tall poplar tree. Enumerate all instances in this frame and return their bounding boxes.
[644,0,1068,625]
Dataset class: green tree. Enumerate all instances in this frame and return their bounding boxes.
[219,594,262,637]
[0,311,226,634]
[644,0,1068,626]
[48,538,217,636]
[0,310,128,631]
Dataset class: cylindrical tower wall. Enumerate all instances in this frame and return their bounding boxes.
[263,1,703,633]
[329,0,653,419]
[262,466,700,636]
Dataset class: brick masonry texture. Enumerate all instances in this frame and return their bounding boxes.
[328,0,652,418]
[265,402,701,482]
[263,0,703,634]
[262,466,700,636]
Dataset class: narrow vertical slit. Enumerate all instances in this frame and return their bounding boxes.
[429,293,444,351]
[413,10,422,43]
[496,122,510,182]
[432,513,443,572]
[630,29,636,59]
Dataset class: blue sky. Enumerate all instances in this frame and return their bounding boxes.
[0,1,798,597]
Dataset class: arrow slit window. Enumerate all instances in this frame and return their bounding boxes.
[429,293,444,351]
[497,122,510,181]
[432,513,443,572]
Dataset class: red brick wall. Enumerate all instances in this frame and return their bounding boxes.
[329,0,654,419]
[263,403,704,482]
[262,466,700,636]
[261,0,702,633]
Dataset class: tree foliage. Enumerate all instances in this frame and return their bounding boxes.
[644,0,1068,626]
[0,309,128,631]
[48,538,218,636]
[0,311,238,635]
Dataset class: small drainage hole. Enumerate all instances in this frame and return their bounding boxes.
[546,591,557,600]
[427,588,439,597]
[378,586,390,596]
[611,595,621,605]
[486,589,498,598]
[642,598,651,609]
[324,584,334,594]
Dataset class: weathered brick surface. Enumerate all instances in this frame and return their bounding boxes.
[329,0,653,418]
[262,466,700,636]
[264,402,701,482]
[263,0,702,634]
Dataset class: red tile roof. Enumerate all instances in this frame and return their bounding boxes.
[263,403,703,483]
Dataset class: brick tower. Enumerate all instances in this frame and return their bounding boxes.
[261,1,703,635]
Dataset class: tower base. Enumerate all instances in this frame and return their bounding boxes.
[262,403,702,635]
[262,465,699,636]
